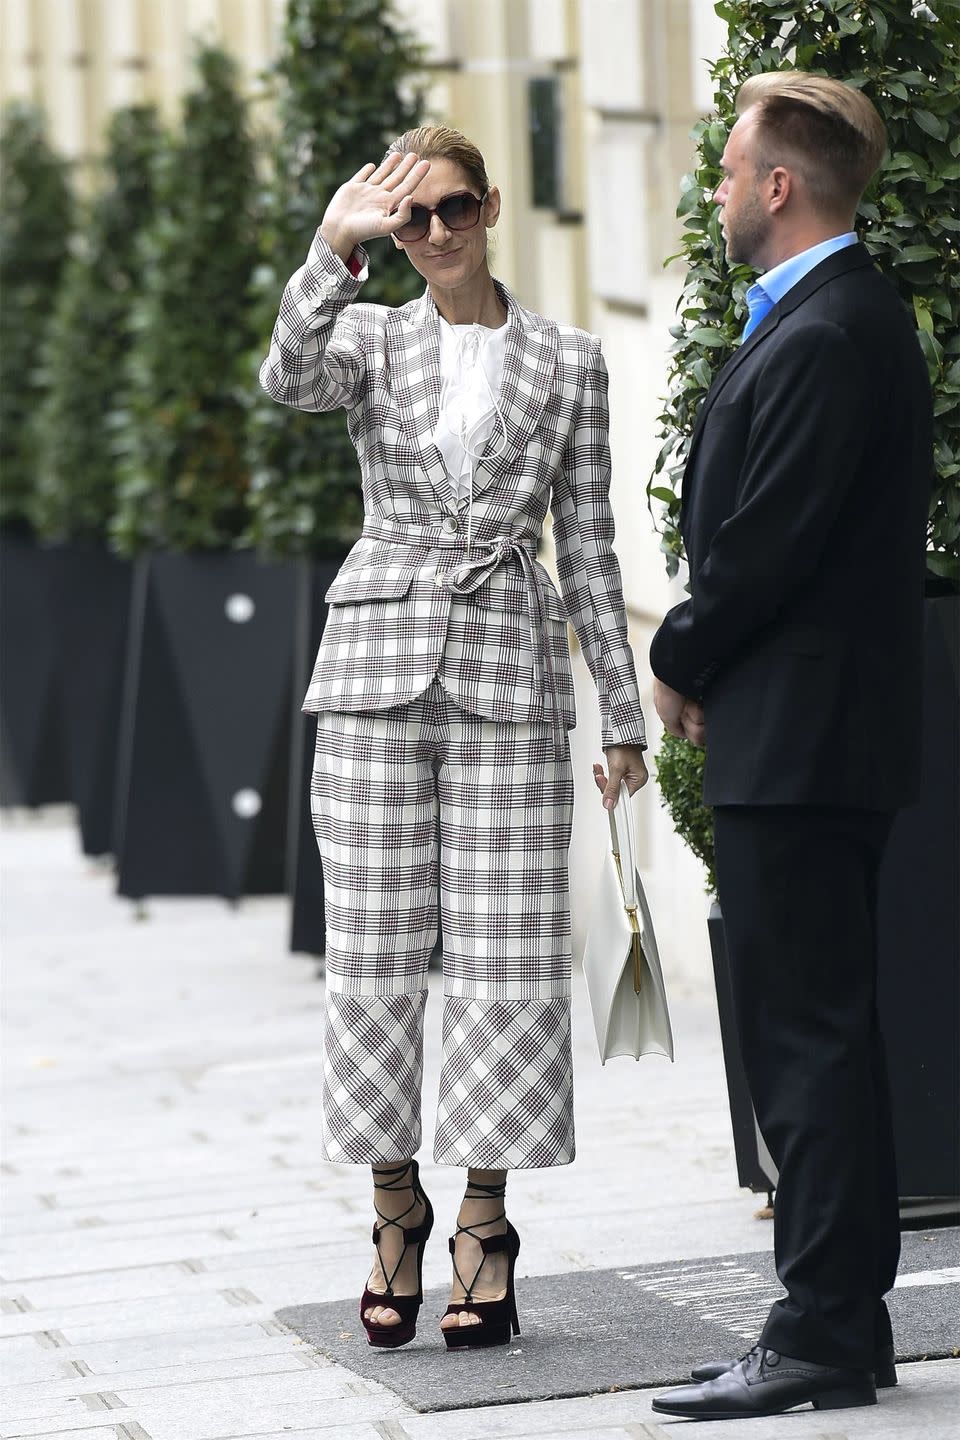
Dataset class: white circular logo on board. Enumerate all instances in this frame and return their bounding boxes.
[232,789,262,819]
[225,593,255,623]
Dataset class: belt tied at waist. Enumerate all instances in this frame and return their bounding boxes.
[360,518,566,752]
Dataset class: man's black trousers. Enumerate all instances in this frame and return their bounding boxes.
[712,805,899,1369]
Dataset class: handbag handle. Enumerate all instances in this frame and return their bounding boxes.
[608,783,638,909]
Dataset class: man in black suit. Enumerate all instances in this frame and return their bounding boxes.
[649,72,932,1421]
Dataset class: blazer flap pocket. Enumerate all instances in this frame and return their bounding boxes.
[324,563,417,605]
[476,571,569,622]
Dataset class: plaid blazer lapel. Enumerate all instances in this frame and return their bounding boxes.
[473,281,559,500]
[388,291,451,506]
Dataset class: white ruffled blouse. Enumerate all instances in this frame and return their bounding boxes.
[432,318,508,506]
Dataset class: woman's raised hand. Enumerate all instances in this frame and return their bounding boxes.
[320,153,431,261]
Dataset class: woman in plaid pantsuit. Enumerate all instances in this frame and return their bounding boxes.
[260,128,648,1350]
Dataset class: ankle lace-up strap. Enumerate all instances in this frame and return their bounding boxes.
[371,1161,427,1298]
[448,1179,508,1302]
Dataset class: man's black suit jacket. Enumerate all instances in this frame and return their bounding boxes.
[650,242,933,810]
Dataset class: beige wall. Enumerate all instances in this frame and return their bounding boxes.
[0,0,281,182]
[1,0,728,982]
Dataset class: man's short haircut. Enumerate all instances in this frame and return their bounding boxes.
[736,72,887,214]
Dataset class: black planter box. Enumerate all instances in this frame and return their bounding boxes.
[708,597,960,1211]
[50,544,133,856]
[287,559,340,956]
[707,902,778,1196]
[114,551,298,901]
[0,533,71,808]
[876,594,960,1201]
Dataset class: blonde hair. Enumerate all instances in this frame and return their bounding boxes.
[383,125,489,195]
[736,72,886,213]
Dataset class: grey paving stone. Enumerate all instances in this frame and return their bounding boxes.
[2,1296,281,1345]
[124,1392,411,1440]
[0,1390,136,1428]
[0,1354,313,1413]
[5,1267,217,1312]
[55,1327,304,1374]
[0,1336,86,1387]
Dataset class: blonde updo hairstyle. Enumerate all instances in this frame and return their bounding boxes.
[383,124,490,197]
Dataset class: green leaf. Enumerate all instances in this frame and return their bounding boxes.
[913,296,935,334]
[677,185,702,218]
[649,486,678,506]
[687,327,730,347]
[927,552,960,583]
[918,327,945,376]
[869,6,889,49]
[895,245,941,263]
[913,110,949,141]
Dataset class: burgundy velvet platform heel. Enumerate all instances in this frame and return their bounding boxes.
[360,1159,434,1349]
[442,1180,521,1350]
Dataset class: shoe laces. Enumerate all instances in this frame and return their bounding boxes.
[450,1179,507,1303]
[370,1160,424,1297]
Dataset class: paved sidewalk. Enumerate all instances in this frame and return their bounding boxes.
[2,813,956,1440]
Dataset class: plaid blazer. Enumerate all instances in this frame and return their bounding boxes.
[259,231,646,750]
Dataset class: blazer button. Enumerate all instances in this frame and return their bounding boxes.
[442,516,460,534]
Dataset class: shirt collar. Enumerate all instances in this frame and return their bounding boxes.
[752,232,859,309]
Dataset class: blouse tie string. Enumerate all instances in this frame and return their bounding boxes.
[434,325,508,555]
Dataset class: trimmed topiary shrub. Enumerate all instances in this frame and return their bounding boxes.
[0,102,73,534]
[112,45,260,554]
[244,0,425,558]
[34,106,163,543]
[654,733,717,896]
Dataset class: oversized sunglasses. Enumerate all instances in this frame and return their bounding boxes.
[393,189,488,243]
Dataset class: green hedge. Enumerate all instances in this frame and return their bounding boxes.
[0,103,73,533]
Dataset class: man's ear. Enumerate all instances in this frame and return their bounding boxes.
[768,165,792,215]
[391,233,404,250]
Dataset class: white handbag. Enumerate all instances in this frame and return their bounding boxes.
[582,785,675,1064]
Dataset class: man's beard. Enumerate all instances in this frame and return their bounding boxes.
[724,194,770,269]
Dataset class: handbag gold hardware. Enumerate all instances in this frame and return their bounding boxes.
[625,906,643,993]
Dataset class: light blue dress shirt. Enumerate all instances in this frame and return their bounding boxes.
[742,232,859,339]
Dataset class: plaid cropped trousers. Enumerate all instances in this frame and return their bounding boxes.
[311,680,576,1169]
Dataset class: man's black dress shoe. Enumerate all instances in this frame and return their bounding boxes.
[690,1341,898,1388]
[652,1346,877,1420]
